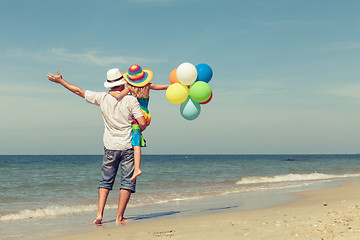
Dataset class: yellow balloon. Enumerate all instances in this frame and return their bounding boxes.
[166,83,189,104]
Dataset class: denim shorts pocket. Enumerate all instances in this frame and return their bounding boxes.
[104,149,114,161]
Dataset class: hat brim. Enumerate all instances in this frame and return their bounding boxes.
[123,69,153,87]
[104,78,127,88]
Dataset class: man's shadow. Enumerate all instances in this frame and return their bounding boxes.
[101,210,181,224]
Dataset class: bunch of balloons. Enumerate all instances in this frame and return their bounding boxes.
[166,62,213,120]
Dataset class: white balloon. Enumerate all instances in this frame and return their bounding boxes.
[176,62,197,85]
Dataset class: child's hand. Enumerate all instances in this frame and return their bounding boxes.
[108,86,129,99]
[47,71,63,83]
[109,91,119,98]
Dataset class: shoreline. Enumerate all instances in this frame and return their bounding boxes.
[48,180,360,240]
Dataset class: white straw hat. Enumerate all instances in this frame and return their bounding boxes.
[104,68,126,88]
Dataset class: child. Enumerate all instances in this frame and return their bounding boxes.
[109,65,169,183]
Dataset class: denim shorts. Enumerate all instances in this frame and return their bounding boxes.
[98,148,136,193]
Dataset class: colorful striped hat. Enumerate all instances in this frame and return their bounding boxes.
[123,65,153,87]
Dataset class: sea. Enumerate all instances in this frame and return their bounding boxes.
[2,154,360,239]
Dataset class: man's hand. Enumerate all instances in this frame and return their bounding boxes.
[47,71,64,84]
[46,70,86,98]
[136,116,147,131]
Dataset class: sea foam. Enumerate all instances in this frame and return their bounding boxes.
[0,204,103,222]
[236,172,360,185]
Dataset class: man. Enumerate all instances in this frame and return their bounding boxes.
[47,69,147,225]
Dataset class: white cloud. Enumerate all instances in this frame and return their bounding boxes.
[0,83,61,95]
[129,0,172,2]
[212,77,290,100]
[250,20,334,27]
[4,48,167,66]
[328,42,360,51]
[323,84,360,99]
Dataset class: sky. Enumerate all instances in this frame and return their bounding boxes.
[1,0,360,154]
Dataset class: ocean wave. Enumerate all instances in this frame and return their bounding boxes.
[0,204,101,222]
[3,172,360,222]
[0,195,208,222]
[236,172,360,185]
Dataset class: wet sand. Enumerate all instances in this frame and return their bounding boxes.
[48,180,360,240]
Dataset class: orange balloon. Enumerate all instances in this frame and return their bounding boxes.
[169,68,180,84]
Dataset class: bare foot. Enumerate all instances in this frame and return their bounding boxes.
[116,218,131,225]
[130,169,142,183]
[93,216,102,224]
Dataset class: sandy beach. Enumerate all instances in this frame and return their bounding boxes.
[47,180,360,240]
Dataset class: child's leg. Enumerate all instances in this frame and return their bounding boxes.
[130,146,142,183]
[130,119,145,183]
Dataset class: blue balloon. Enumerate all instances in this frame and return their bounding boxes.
[180,96,201,120]
[195,63,213,83]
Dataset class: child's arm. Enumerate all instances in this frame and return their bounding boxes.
[149,83,169,90]
[109,86,130,99]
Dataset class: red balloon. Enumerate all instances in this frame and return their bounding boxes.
[200,91,213,105]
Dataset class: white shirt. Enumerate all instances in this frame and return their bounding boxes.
[85,91,143,150]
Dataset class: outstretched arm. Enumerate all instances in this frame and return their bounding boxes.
[149,83,169,90]
[109,86,130,99]
[47,71,86,98]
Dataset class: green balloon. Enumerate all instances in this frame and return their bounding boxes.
[189,81,212,103]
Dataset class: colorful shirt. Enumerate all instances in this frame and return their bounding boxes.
[138,97,151,126]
